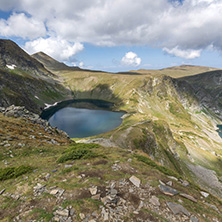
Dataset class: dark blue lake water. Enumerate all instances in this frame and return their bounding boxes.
[217,125,222,139]
[41,100,125,138]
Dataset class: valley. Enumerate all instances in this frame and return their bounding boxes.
[0,39,222,221]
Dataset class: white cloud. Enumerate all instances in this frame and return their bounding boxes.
[79,62,84,68]
[163,46,202,59]
[1,0,222,59]
[0,13,46,39]
[24,37,84,61]
[121,52,141,67]
[0,0,19,11]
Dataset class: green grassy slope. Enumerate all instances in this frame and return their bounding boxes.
[0,113,221,221]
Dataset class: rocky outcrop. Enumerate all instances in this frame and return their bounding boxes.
[0,105,70,140]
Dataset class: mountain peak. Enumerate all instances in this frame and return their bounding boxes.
[0,39,53,78]
[32,51,80,72]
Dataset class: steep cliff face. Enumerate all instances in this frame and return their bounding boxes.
[180,70,222,120]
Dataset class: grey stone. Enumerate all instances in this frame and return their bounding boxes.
[166,181,173,186]
[190,216,199,222]
[57,189,65,197]
[158,184,179,196]
[159,180,165,185]
[92,194,101,200]
[70,208,75,216]
[92,211,98,217]
[180,193,197,203]
[50,189,59,195]
[65,164,72,168]
[149,196,160,206]
[66,217,72,222]
[79,213,85,219]
[33,183,46,195]
[101,196,109,205]
[55,209,69,217]
[182,180,190,187]
[89,187,97,195]
[45,173,51,180]
[110,188,118,196]
[102,208,109,221]
[200,191,209,198]
[104,212,109,221]
[129,175,141,187]
[53,216,60,221]
[205,203,220,214]
[167,202,190,216]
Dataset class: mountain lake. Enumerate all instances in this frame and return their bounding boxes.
[41,99,125,138]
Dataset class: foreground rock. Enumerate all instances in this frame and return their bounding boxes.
[129,175,141,187]
[167,202,190,216]
[159,184,179,196]
[179,193,197,203]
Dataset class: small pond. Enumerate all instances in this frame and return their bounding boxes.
[41,99,125,138]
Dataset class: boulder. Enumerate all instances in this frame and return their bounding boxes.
[149,196,160,206]
[200,191,209,198]
[129,175,141,187]
[180,193,197,203]
[158,184,179,196]
[89,187,97,195]
[167,202,190,216]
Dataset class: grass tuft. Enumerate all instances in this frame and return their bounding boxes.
[135,154,181,178]
[57,143,100,163]
[0,165,33,181]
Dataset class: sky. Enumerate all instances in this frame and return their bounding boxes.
[0,0,222,72]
